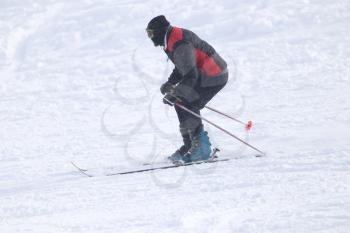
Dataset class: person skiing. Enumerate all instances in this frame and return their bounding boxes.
[146,15,228,163]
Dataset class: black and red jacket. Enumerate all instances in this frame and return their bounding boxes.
[164,26,228,89]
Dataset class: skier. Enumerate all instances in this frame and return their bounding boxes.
[146,15,228,163]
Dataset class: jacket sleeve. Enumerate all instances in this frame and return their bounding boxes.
[167,68,182,85]
[172,42,200,102]
[173,42,198,85]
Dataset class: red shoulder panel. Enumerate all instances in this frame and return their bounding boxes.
[167,27,183,52]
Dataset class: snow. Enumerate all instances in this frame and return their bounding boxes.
[1,0,350,232]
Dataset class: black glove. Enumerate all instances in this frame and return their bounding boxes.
[160,81,175,95]
[173,83,197,103]
[163,94,178,106]
[168,68,182,84]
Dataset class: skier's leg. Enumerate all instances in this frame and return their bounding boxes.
[173,101,210,163]
[170,81,227,163]
[182,123,212,163]
[168,125,191,162]
[181,83,227,162]
[195,83,227,110]
[168,105,199,162]
[176,102,202,132]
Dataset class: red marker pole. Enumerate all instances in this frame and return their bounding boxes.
[204,106,253,131]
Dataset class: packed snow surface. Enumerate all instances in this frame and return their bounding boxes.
[1,0,350,232]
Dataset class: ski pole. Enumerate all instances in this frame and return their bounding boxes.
[204,106,253,131]
[164,98,265,155]
[170,94,252,130]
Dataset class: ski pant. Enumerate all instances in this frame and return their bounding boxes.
[175,76,227,132]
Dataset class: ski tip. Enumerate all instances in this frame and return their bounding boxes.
[245,121,253,131]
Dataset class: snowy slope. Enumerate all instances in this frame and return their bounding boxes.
[1,0,350,232]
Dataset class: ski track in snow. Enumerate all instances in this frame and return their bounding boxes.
[0,0,350,232]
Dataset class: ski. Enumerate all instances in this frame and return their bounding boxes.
[71,148,264,177]
[142,150,263,166]
[71,158,230,177]
[142,147,220,166]
[107,158,230,176]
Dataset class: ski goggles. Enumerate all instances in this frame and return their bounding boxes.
[146,28,155,39]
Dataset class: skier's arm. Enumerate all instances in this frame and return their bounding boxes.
[168,68,182,85]
[173,42,200,102]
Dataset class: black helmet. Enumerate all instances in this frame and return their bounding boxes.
[146,15,170,46]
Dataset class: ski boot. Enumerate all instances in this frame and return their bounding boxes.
[182,126,212,163]
[168,127,191,163]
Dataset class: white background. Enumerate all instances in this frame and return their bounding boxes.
[0,0,350,232]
